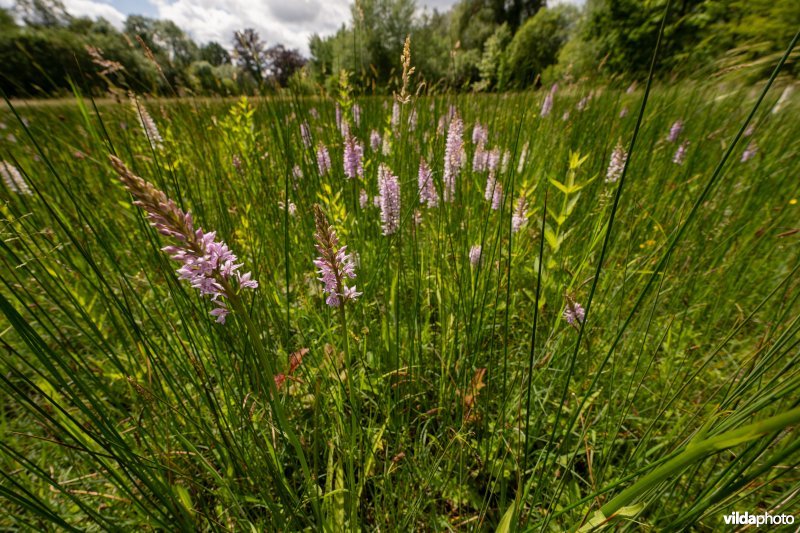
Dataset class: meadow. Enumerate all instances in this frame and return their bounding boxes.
[1,73,799,530]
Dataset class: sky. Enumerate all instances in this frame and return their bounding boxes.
[1,0,584,55]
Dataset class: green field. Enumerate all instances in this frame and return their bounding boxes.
[1,80,799,530]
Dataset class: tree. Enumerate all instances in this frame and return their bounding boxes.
[575,0,800,80]
[15,0,71,27]
[154,19,198,68]
[200,41,230,66]
[451,0,497,52]
[265,45,306,87]
[410,9,452,87]
[187,60,216,94]
[123,15,199,90]
[582,0,708,77]
[233,28,267,82]
[124,15,158,51]
[353,0,416,84]
[476,23,511,90]
[505,4,578,87]
[0,27,88,96]
[0,7,18,32]
[497,0,545,30]
[703,0,800,79]
[308,32,335,81]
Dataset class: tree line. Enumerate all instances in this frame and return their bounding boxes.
[0,0,307,97]
[309,0,799,92]
[1,0,798,98]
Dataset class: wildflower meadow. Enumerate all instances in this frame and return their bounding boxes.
[2,30,800,532]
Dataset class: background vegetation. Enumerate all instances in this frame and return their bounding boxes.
[1,0,799,98]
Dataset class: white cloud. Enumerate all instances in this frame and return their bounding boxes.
[0,0,127,27]
[1,0,585,57]
[148,0,467,55]
[63,0,128,27]
[418,0,458,11]
[150,0,352,54]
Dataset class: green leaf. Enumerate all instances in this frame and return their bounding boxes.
[174,485,193,515]
[544,225,560,252]
[495,500,516,533]
[548,177,570,194]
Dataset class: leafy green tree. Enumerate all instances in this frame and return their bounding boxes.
[703,0,800,78]
[497,0,545,30]
[0,27,87,96]
[200,41,230,66]
[505,4,578,87]
[476,22,511,91]
[211,63,240,94]
[581,0,715,77]
[308,32,336,82]
[15,0,71,27]
[449,47,481,89]
[124,15,158,51]
[0,7,18,32]
[410,9,452,88]
[451,0,497,52]
[353,0,415,85]
[233,28,267,83]
[124,15,199,90]
[307,0,416,91]
[154,19,198,69]
[551,28,600,83]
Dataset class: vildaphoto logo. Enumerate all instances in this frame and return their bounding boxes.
[723,511,795,527]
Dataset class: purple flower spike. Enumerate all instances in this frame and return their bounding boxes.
[130,94,163,151]
[472,123,488,145]
[391,101,400,128]
[491,182,503,211]
[1,161,31,195]
[443,113,463,202]
[418,158,438,208]
[316,143,331,176]
[673,141,688,165]
[343,134,364,179]
[563,298,585,328]
[378,164,401,235]
[606,142,627,183]
[335,103,343,135]
[313,205,361,308]
[473,144,488,173]
[109,156,256,324]
[512,197,527,233]
[483,168,502,211]
[667,120,683,143]
[370,129,381,151]
[741,142,758,163]
[300,122,312,147]
[541,83,557,117]
[487,148,500,172]
[469,245,482,266]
